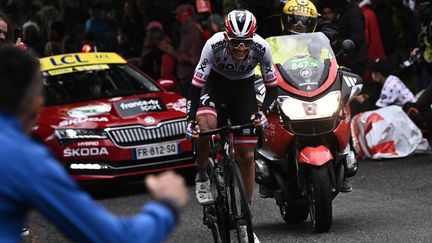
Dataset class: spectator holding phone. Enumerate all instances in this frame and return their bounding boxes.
[0,14,7,46]
[0,13,25,49]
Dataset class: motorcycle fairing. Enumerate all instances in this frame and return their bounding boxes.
[278,57,330,91]
[339,69,363,105]
[261,113,294,157]
[333,107,351,151]
[298,145,333,166]
[254,68,340,104]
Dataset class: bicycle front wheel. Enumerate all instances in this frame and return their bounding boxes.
[226,160,254,243]
[207,160,230,243]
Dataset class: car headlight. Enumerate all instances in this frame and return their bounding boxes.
[55,129,108,140]
[278,91,341,120]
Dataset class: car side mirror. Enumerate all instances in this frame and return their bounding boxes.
[158,79,177,92]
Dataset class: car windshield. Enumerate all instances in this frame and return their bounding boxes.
[43,64,161,106]
[265,32,336,91]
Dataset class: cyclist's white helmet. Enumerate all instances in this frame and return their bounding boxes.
[224,9,257,38]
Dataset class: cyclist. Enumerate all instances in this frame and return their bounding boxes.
[185,9,278,242]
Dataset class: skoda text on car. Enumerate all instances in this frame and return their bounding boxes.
[33,52,193,181]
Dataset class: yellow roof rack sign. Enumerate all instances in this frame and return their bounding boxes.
[40,52,126,72]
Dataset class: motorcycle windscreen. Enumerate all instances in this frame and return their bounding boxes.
[277,56,331,92]
[265,32,336,92]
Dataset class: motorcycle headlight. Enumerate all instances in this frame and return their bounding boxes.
[278,91,341,120]
[55,129,108,140]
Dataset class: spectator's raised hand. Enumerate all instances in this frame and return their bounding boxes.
[410,48,420,58]
[145,171,188,207]
[15,38,26,50]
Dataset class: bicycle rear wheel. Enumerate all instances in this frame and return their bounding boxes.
[226,160,254,243]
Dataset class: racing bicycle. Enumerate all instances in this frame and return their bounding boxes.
[193,122,254,243]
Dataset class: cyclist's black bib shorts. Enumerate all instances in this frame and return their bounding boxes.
[196,71,258,145]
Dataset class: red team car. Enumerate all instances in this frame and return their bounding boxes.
[33,52,193,181]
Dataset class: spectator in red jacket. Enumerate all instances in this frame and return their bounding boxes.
[157,4,206,96]
[357,0,386,83]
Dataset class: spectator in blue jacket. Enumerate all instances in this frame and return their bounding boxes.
[84,2,110,50]
[0,45,188,242]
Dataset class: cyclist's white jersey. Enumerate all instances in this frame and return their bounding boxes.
[191,32,277,89]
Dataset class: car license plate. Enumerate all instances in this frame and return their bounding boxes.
[135,142,179,159]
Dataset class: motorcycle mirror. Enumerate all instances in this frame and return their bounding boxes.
[336,39,355,57]
[341,39,355,53]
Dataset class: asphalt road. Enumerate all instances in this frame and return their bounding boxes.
[25,154,432,243]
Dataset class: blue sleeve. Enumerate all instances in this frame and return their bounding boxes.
[12,149,176,243]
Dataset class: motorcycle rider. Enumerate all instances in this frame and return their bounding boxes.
[281,0,335,61]
[258,0,355,196]
[281,0,319,34]
[186,9,278,243]
[280,0,338,41]
[286,0,356,193]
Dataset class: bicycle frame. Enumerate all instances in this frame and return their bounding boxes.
[192,122,254,243]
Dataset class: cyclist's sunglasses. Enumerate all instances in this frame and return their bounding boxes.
[228,38,254,50]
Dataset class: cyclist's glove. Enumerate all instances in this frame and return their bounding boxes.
[252,111,269,128]
[185,121,198,140]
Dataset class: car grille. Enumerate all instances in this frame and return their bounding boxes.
[106,119,187,147]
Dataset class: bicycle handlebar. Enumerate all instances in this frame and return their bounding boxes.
[196,123,255,137]
[191,122,257,160]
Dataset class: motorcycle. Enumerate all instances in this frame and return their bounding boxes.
[254,32,362,232]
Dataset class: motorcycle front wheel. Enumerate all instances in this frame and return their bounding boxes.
[307,165,333,232]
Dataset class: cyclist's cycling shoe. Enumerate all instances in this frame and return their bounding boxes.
[239,225,260,243]
[195,173,215,205]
